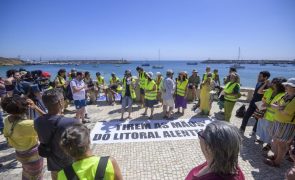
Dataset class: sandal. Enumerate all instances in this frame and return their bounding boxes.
[262,144,271,152]
[262,154,275,160]
[263,159,280,167]
[141,113,147,116]
[82,120,90,124]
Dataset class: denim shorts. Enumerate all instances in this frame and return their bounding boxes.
[74,99,86,109]
[122,96,133,108]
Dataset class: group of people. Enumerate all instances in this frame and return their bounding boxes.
[0,65,294,180]
[235,71,295,170]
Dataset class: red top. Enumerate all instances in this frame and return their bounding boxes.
[186,162,245,180]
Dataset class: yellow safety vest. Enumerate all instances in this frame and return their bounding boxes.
[212,73,219,81]
[274,94,295,124]
[203,73,208,81]
[145,80,157,100]
[224,82,240,102]
[110,77,122,91]
[57,156,115,180]
[263,88,285,121]
[176,79,188,97]
[155,77,163,90]
[96,76,104,86]
[122,77,136,99]
[139,72,147,88]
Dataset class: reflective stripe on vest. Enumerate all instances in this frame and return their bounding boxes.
[155,77,163,90]
[145,80,157,100]
[96,76,104,86]
[176,79,188,97]
[139,72,147,88]
[203,73,208,81]
[264,92,285,121]
[122,78,136,99]
[224,82,239,102]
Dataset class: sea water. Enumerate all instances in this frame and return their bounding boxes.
[0,61,294,88]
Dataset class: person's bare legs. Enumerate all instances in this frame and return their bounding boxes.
[140,94,144,108]
[274,141,289,165]
[181,108,185,115]
[193,86,197,101]
[163,104,167,117]
[121,108,125,120]
[149,107,154,119]
[81,107,85,122]
[142,107,148,115]
[127,105,132,118]
[167,107,173,118]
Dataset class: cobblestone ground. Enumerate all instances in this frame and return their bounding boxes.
[0,101,292,180]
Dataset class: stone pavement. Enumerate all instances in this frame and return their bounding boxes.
[0,101,292,180]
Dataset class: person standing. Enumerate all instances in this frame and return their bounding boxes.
[223,67,237,85]
[256,77,286,151]
[239,71,271,134]
[199,73,214,115]
[223,73,241,122]
[54,69,69,110]
[95,72,106,99]
[34,89,80,180]
[175,71,189,115]
[265,78,295,167]
[142,72,157,119]
[2,96,45,180]
[202,66,211,82]
[121,70,136,120]
[212,69,221,87]
[0,77,5,134]
[155,72,163,105]
[136,66,147,108]
[185,121,245,180]
[70,72,88,124]
[84,71,96,105]
[161,70,175,119]
[188,69,200,102]
[58,124,123,180]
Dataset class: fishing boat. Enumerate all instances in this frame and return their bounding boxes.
[230,63,245,69]
[152,65,164,69]
[152,49,164,69]
[186,62,198,65]
[230,47,245,69]
[141,63,150,66]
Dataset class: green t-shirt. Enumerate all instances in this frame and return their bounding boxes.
[58,156,115,180]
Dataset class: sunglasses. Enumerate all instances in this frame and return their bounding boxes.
[197,130,206,140]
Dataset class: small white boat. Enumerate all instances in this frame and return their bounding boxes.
[230,63,245,69]
[152,65,164,69]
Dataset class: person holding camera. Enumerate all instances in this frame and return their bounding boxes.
[34,89,80,180]
[2,95,45,180]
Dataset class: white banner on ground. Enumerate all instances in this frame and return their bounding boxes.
[90,118,215,144]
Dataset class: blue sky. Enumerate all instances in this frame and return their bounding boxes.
[0,0,294,60]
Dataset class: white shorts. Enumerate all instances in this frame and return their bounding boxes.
[163,98,174,108]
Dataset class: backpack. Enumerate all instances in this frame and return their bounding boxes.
[65,83,73,101]
[236,104,246,118]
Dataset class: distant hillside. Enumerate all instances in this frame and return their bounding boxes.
[0,57,25,66]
